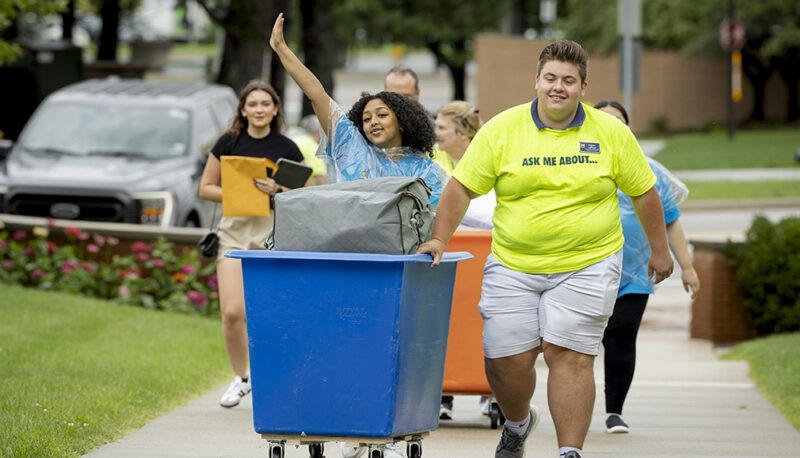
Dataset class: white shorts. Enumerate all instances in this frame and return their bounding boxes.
[478,250,622,358]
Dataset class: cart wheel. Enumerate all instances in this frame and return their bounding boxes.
[368,444,384,458]
[268,441,285,458]
[490,402,501,429]
[406,439,422,458]
[308,442,324,458]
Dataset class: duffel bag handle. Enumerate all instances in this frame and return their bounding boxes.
[402,191,427,246]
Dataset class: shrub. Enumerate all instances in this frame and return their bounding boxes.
[0,221,219,317]
[725,216,800,335]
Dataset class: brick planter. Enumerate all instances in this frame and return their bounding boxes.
[690,241,756,343]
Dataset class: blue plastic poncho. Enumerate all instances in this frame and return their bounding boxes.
[318,100,447,205]
[617,157,688,296]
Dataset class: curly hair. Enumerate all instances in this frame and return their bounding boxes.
[346,91,436,157]
[227,80,285,142]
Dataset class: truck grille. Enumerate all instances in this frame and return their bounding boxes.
[6,193,139,223]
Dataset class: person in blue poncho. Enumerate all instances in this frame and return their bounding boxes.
[270,13,445,458]
[595,100,700,436]
[269,13,446,207]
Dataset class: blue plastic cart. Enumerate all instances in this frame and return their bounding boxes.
[227,250,473,458]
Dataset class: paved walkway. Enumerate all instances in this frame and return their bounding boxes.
[85,274,800,458]
[87,53,800,458]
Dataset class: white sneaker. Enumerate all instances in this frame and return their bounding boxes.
[219,374,251,407]
[340,444,366,458]
[384,442,404,458]
[479,396,490,416]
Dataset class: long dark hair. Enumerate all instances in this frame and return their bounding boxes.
[594,100,629,125]
[227,80,285,141]
[346,91,436,156]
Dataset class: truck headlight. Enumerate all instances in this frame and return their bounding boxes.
[132,191,175,227]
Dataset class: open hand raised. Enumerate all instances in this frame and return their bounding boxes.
[269,13,287,52]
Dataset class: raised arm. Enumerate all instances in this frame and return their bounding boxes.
[269,13,332,136]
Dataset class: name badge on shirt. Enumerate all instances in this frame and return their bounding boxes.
[579,142,601,153]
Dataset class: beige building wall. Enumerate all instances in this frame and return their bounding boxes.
[475,34,788,134]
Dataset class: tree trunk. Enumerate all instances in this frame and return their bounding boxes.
[221,31,269,94]
[268,0,291,104]
[741,49,771,121]
[299,0,336,118]
[215,0,274,93]
[428,39,467,101]
[448,64,466,101]
[61,0,75,41]
[774,51,800,122]
[97,0,120,61]
[510,0,527,35]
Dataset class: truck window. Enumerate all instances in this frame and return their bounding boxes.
[18,103,191,159]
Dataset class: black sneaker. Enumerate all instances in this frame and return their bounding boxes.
[562,451,582,458]
[495,405,541,458]
[606,414,629,433]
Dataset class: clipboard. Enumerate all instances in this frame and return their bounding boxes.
[220,156,277,217]
[273,158,313,189]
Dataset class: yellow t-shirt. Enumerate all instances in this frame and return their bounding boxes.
[293,133,327,178]
[453,100,656,273]
[431,147,455,175]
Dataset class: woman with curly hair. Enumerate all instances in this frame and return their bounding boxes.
[269,13,445,205]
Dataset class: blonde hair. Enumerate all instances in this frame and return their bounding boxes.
[437,101,483,140]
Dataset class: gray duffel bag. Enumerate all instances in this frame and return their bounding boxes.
[270,176,434,254]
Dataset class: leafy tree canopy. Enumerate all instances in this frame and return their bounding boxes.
[557,0,800,58]
[0,0,67,64]
[336,0,510,63]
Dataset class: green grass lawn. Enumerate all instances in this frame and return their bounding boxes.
[685,180,800,200]
[721,333,800,431]
[656,128,800,170]
[0,284,231,457]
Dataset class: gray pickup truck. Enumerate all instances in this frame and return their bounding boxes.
[0,77,236,227]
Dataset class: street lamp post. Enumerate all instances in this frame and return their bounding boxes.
[539,0,557,39]
[617,0,641,126]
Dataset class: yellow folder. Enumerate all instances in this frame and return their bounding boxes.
[220,156,278,217]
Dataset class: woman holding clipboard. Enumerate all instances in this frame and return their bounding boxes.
[199,80,305,408]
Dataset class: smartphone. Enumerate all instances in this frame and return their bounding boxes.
[272,158,313,189]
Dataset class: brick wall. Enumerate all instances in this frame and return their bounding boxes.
[690,243,756,343]
[474,34,792,134]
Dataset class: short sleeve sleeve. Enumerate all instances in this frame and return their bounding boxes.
[211,133,232,160]
[284,138,305,163]
[614,129,656,197]
[452,121,497,195]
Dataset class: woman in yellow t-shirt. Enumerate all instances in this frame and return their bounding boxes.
[433,101,482,174]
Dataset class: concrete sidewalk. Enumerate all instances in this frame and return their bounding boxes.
[86,276,800,458]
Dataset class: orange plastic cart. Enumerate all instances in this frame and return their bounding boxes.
[442,230,505,428]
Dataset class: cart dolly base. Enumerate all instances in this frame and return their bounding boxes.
[261,432,428,458]
[442,393,506,429]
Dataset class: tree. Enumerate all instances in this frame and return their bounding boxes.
[197,0,280,94]
[338,0,510,101]
[0,0,67,65]
[557,0,800,122]
[96,0,120,60]
[80,0,141,62]
[299,0,335,117]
